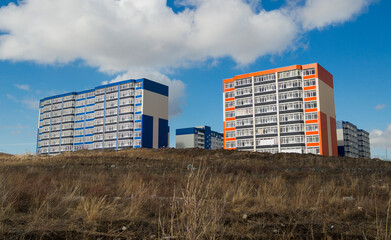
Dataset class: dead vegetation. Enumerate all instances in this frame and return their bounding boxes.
[0,148,391,239]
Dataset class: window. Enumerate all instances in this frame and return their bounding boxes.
[255,94,276,103]
[106,92,118,100]
[120,83,133,90]
[87,92,94,98]
[95,88,105,95]
[224,82,235,89]
[306,124,319,132]
[225,101,235,108]
[307,147,320,154]
[120,106,132,114]
[256,137,277,146]
[280,124,303,133]
[279,80,302,90]
[120,98,132,106]
[105,124,117,132]
[94,142,103,149]
[305,101,317,109]
[254,83,276,93]
[279,102,302,111]
[106,86,118,93]
[104,132,116,140]
[303,68,315,76]
[254,73,275,83]
[119,123,132,130]
[255,115,277,124]
[255,105,277,114]
[280,113,303,122]
[95,110,104,118]
[106,100,117,108]
[94,126,103,133]
[119,114,133,122]
[105,116,117,124]
[281,135,304,144]
[94,134,103,141]
[120,90,133,98]
[236,128,253,137]
[225,91,234,99]
[225,111,235,118]
[237,139,254,147]
[305,113,318,120]
[226,141,236,148]
[105,108,118,116]
[236,107,253,117]
[225,121,235,128]
[304,79,316,87]
[236,97,252,107]
[236,117,253,127]
[225,131,236,138]
[304,90,316,98]
[235,78,252,87]
[75,108,85,114]
[256,126,278,135]
[279,91,302,100]
[76,94,86,100]
[278,70,301,79]
[235,87,252,96]
[76,100,85,107]
[104,141,116,148]
[306,135,319,143]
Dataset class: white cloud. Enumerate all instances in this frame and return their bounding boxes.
[21,99,39,110]
[0,0,375,117]
[297,0,374,30]
[14,84,30,91]
[370,125,391,149]
[5,93,38,110]
[375,104,386,110]
[6,93,17,101]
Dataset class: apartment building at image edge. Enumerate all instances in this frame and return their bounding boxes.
[37,78,169,155]
[223,63,338,156]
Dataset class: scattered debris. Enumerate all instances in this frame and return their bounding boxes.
[186,164,196,170]
[343,196,355,201]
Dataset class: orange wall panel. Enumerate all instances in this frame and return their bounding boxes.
[304,86,317,91]
[304,97,317,102]
[319,112,329,156]
[330,116,338,156]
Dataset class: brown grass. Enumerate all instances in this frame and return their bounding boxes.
[0,148,391,239]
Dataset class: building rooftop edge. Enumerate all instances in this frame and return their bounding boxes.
[40,78,167,102]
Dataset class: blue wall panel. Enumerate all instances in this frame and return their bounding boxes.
[142,115,153,148]
[159,118,169,148]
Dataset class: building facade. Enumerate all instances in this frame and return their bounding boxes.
[37,78,169,155]
[337,121,371,158]
[176,126,223,149]
[223,63,338,156]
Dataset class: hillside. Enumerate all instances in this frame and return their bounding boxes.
[0,152,12,157]
[0,148,390,239]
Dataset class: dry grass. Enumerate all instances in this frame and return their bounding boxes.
[0,148,391,239]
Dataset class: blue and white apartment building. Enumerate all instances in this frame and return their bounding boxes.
[37,79,169,155]
[176,126,223,149]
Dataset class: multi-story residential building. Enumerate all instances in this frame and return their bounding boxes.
[176,126,223,149]
[37,78,169,155]
[358,129,371,158]
[223,63,338,156]
[337,121,371,158]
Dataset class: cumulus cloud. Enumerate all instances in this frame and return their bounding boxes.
[6,93,38,109]
[375,104,386,110]
[14,84,30,91]
[297,0,375,30]
[370,125,391,149]
[0,0,375,116]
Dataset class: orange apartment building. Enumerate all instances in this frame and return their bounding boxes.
[223,63,337,156]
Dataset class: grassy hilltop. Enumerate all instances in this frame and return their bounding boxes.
[0,149,390,239]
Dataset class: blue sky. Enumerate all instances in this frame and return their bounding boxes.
[0,0,390,158]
